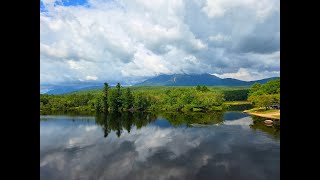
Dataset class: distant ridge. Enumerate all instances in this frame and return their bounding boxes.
[44,85,103,95]
[42,73,279,95]
[134,73,279,86]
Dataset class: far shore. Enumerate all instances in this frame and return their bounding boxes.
[243,109,280,120]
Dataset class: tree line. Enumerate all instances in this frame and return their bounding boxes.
[40,83,227,113]
[95,83,225,112]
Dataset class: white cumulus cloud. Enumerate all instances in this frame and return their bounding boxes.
[40,0,280,86]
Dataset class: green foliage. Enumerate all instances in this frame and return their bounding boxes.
[41,83,236,113]
[249,78,280,96]
[40,93,97,112]
[247,78,280,109]
[201,85,209,92]
[262,78,280,94]
[249,83,262,95]
[133,92,151,110]
[248,94,273,110]
[123,88,134,109]
[109,88,122,111]
[193,90,224,110]
[222,89,249,101]
[102,82,109,112]
[94,94,104,112]
[67,85,250,96]
[195,85,210,92]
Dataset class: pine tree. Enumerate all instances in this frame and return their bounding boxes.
[102,82,109,112]
[196,85,201,91]
[109,83,122,111]
[116,83,122,109]
[124,87,134,109]
[201,85,209,92]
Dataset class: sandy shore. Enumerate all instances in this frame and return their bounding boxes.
[243,110,280,120]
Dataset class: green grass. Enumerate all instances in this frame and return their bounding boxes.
[224,101,251,105]
[245,108,278,113]
[258,109,279,114]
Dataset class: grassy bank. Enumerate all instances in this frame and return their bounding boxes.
[224,101,251,105]
[223,101,253,111]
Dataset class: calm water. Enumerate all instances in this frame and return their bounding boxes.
[40,111,280,180]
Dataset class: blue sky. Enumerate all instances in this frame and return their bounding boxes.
[41,0,88,8]
[40,0,280,86]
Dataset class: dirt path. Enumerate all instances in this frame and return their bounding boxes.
[244,110,280,120]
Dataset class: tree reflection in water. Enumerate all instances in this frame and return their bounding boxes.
[159,112,224,127]
[95,111,225,138]
[95,111,158,138]
[44,111,280,140]
[250,115,280,140]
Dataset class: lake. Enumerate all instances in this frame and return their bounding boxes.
[40,111,280,180]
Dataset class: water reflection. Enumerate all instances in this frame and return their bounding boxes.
[95,112,158,138]
[40,112,280,180]
[91,111,279,140]
[250,116,280,140]
[160,112,224,127]
[94,112,225,138]
[226,103,254,111]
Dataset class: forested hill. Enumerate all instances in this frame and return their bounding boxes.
[135,73,278,86]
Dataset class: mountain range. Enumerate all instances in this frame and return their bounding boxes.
[40,82,104,95]
[135,73,278,86]
[41,73,279,94]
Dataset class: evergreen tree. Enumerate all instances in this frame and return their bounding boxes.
[201,85,209,91]
[102,82,109,112]
[109,83,122,111]
[124,87,134,109]
[95,97,102,112]
[116,83,122,109]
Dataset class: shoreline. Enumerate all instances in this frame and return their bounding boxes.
[243,110,280,120]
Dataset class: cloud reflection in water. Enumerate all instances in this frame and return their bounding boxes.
[40,112,279,180]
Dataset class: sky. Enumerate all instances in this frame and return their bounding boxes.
[40,0,280,86]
